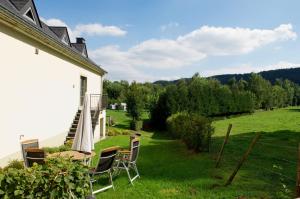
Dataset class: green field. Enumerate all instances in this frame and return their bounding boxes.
[92,108,300,199]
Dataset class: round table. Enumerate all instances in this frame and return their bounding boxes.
[47,151,96,161]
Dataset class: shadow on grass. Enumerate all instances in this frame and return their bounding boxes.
[133,129,299,198]
[288,108,300,112]
[113,122,130,130]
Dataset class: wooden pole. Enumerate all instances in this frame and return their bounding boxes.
[216,124,233,168]
[225,132,261,186]
[296,143,300,197]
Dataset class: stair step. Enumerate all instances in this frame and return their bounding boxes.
[68,134,75,138]
[66,137,74,141]
[71,124,77,128]
[70,128,76,132]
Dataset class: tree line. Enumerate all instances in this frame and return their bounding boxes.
[104,73,300,130]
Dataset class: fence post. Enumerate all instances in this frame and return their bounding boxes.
[225,132,261,186]
[297,143,300,197]
[216,124,233,168]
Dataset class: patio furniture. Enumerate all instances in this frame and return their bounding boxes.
[89,146,120,195]
[115,138,140,185]
[25,148,45,167]
[20,139,39,167]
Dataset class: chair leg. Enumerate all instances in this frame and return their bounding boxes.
[133,163,140,178]
[89,177,94,196]
[123,162,134,185]
[109,170,114,190]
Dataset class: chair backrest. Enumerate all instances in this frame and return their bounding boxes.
[95,146,119,173]
[25,148,45,167]
[129,139,140,163]
[21,139,39,166]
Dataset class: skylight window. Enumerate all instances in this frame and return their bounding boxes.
[23,8,36,24]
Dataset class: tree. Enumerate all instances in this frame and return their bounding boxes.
[125,82,144,121]
[247,73,272,109]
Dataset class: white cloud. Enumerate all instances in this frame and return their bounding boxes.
[178,24,297,56]
[39,18,298,81]
[202,61,300,77]
[73,24,126,37]
[90,24,296,81]
[160,22,180,32]
[41,18,126,42]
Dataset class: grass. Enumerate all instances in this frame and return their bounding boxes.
[91,108,300,198]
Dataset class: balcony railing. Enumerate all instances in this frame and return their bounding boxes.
[90,94,108,111]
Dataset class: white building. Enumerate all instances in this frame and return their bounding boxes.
[0,0,107,166]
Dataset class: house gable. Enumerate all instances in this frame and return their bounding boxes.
[49,26,71,46]
[10,0,41,27]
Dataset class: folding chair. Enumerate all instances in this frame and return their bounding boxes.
[115,138,140,185]
[89,146,119,195]
[25,148,45,167]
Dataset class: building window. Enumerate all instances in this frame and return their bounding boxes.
[23,8,36,25]
[61,34,69,45]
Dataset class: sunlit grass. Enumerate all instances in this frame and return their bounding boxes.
[91,107,300,198]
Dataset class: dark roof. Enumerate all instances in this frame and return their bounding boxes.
[0,0,105,73]
[49,26,66,38]
[71,43,85,52]
[72,43,88,57]
[9,0,29,11]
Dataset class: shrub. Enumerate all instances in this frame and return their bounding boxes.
[3,160,24,171]
[122,130,133,135]
[43,143,71,154]
[130,120,143,131]
[167,113,214,152]
[107,128,122,136]
[166,112,189,139]
[0,157,90,198]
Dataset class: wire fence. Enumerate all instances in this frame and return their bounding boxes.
[213,129,298,196]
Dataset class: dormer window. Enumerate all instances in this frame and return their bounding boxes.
[82,50,86,57]
[23,8,36,24]
[61,34,69,45]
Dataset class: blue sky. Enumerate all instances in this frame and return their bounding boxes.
[36,0,300,82]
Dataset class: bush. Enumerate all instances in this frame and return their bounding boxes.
[122,130,133,135]
[43,143,71,154]
[3,160,24,171]
[0,157,90,198]
[166,112,189,139]
[167,113,214,152]
[130,120,143,131]
[107,128,122,136]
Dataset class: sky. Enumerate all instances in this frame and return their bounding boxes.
[35,0,300,82]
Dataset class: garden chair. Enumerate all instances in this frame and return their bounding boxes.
[25,148,45,167]
[20,139,39,167]
[89,146,120,195]
[115,138,140,185]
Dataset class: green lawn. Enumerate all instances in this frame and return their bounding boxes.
[92,108,300,199]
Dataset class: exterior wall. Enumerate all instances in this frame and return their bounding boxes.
[94,110,106,143]
[0,23,103,166]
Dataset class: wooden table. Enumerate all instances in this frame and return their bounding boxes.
[47,151,96,161]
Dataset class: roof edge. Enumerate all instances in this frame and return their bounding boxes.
[0,5,107,75]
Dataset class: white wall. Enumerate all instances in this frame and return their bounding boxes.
[0,23,103,166]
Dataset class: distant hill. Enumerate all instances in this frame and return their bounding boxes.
[154,67,300,85]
